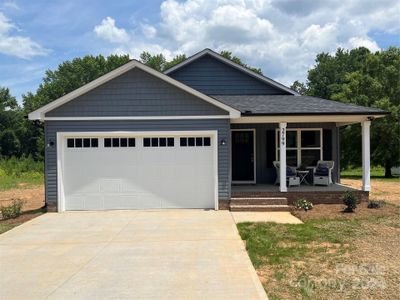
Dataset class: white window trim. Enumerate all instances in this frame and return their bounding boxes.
[56,130,219,212]
[275,128,323,167]
[231,128,257,184]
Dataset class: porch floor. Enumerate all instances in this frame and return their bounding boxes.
[231,183,360,193]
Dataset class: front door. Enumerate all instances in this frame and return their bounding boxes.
[232,130,255,183]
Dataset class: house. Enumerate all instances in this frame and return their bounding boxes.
[28,49,388,212]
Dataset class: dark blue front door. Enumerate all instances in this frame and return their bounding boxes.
[232,130,255,182]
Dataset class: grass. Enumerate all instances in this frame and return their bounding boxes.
[237,208,400,299]
[237,219,363,268]
[0,223,19,234]
[341,166,400,181]
[0,157,44,190]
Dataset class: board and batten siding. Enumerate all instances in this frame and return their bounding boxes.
[44,119,231,207]
[230,123,340,183]
[167,54,291,95]
[46,68,228,117]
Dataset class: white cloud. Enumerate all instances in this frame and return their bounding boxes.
[94,17,130,43]
[141,23,157,39]
[348,37,380,52]
[0,12,48,59]
[1,1,19,10]
[93,0,399,84]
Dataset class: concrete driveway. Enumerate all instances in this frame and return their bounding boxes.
[0,210,267,299]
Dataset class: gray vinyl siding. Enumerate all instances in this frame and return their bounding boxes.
[231,123,340,183]
[44,119,231,207]
[46,68,228,117]
[168,55,291,95]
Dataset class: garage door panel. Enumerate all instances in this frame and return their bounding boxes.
[84,195,105,210]
[62,134,215,210]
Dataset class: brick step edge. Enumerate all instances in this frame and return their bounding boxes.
[230,197,288,205]
[230,205,292,212]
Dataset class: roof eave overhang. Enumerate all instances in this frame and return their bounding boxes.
[28,60,241,121]
[240,112,390,117]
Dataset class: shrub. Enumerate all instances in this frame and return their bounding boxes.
[367,200,384,209]
[0,199,25,219]
[342,191,357,213]
[294,199,313,211]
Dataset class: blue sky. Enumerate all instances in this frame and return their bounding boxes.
[1,0,399,102]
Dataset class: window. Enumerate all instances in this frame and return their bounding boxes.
[128,138,135,147]
[144,137,174,147]
[67,139,74,148]
[104,137,135,148]
[276,129,322,167]
[83,138,90,148]
[104,138,111,148]
[91,138,98,148]
[67,138,99,148]
[188,137,195,147]
[75,139,82,148]
[180,137,211,147]
[120,138,127,147]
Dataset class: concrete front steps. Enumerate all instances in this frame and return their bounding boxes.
[229,197,292,212]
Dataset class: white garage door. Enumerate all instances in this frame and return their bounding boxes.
[60,132,216,210]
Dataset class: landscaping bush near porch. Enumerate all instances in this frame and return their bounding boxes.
[237,203,400,299]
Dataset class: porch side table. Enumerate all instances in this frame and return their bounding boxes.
[297,170,310,185]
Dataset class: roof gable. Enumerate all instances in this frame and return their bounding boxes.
[165,49,298,96]
[46,68,229,118]
[29,59,240,120]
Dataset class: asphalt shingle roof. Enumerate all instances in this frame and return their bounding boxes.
[212,95,388,115]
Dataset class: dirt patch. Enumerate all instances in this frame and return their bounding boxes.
[341,178,400,206]
[292,202,400,222]
[0,185,45,212]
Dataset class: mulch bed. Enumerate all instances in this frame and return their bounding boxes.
[0,209,45,226]
[292,202,399,222]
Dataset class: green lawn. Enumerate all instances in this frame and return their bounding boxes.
[341,166,399,181]
[0,223,19,234]
[0,173,44,191]
[237,211,400,299]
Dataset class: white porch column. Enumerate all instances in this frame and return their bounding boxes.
[362,121,371,191]
[279,122,287,192]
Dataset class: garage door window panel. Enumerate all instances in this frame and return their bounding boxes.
[144,137,174,147]
[105,137,136,148]
[91,138,98,147]
[67,138,74,148]
[180,137,211,147]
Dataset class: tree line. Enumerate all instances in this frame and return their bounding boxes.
[1,48,399,176]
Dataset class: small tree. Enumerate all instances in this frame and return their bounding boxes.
[0,129,20,158]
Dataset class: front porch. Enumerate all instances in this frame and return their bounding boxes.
[231,183,369,205]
